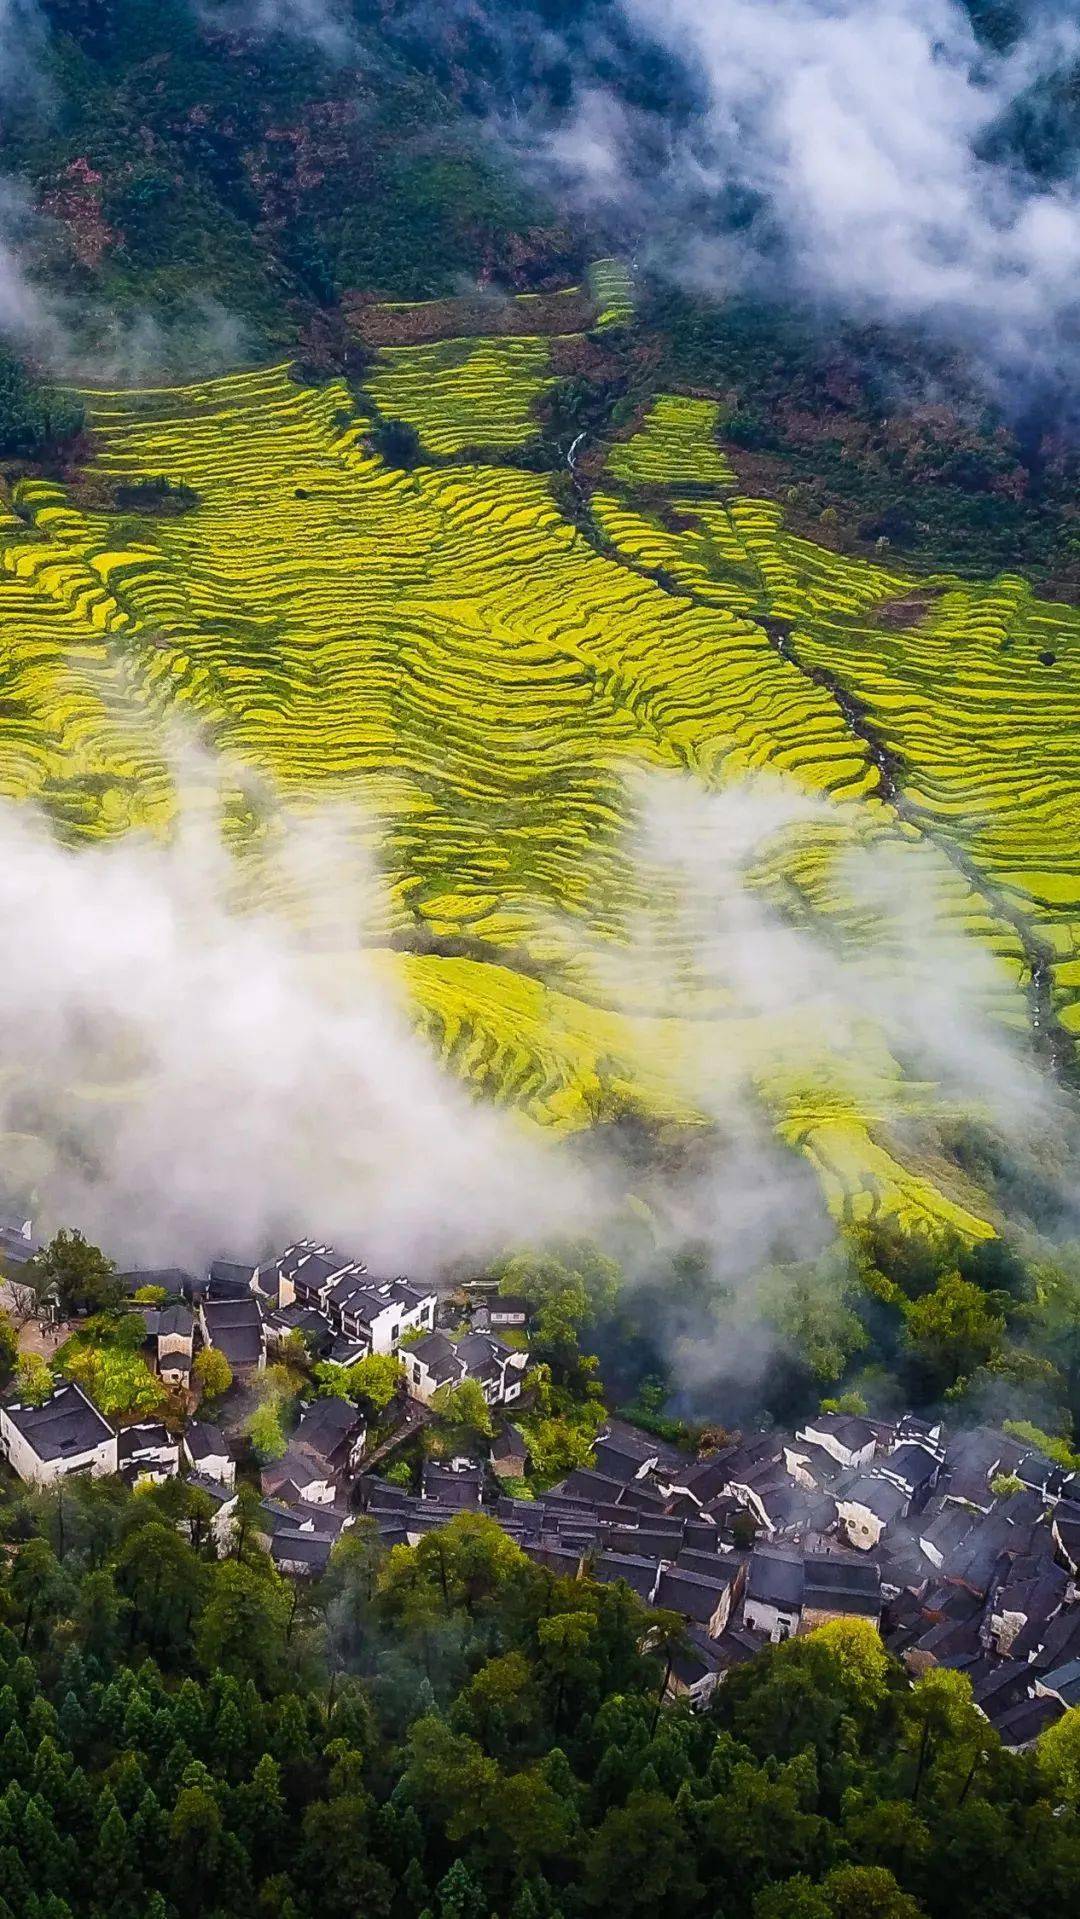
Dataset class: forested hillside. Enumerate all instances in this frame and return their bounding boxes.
[1,1486,1079,1919]
[2,1,1080,583]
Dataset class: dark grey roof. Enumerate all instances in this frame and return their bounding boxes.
[592,1551,658,1599]
[410,1331,460,1381]
[803,1551,881,1616]
[271,1530,333,1572]
[593,1438,653,1484]
[1030,1605,1080,1673]
[562,1467,628,1504]
[184,1472,234,1507]
[1040,1656,1080,1707]
[3,1381,113,1460]
[0,1220,38,1263]
[423,1463,483,1509]
[655,1566,729,1623]
[675,1547,738,1580]
[262,1448,331,1497]
[118,1421,177,1462]
[992,1695,1064,1748]
[201,1296,263,1366]
[294,1396,364,1463]
[712,1624,769,1669]
[839,1474,909,1523]
[616,1477,668,1513]
[329,1274,427,1323]
[157,1304,193,1337]
[116,1268,196,1297]
[747,1546,804,1610]
[884,1443,941,1488]
[326,1334,369,1367]
[607,1526,684,1560]
[522,1540,583,1574]
[184,1420,229,1460]
[968,1658,1031,1713]
[455,1331,511,1370]
[207,1259,257,1295]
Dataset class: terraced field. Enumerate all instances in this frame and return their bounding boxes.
[366,336,556,454]
[0,302,1075,1244]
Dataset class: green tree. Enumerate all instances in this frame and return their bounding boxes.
[15,1352,53,1405]
[0,1310,17,1384]
[822,1864,923,1919]
[193,1345,233,1401]
[905,1272,1006,1392]
[74,1568,124,1662]
[1037,1705,1080,1806]
[247,1399,287,1462]
[114,1522,206,1658]
[196,1561,292,1691]
[29,1230,120,1319]
[60,1342,165,1421]
[344,1352,404,1414]
[583,1788,698,1915]
[430,1377,495,1450]
[9,1540,70,1652]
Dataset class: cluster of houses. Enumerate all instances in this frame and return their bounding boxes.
[2,1235,1079,1747]
[358,1405,1080,1744]
[0,1241,530,1578]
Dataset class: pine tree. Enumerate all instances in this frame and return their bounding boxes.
[56,1693,86,1754]
[0,1723,30,1787]
[32,1737,70,1804]
[57,1651,87,1701]
[121,1689,155,1751]
[158,1738,193,1801]
[173,1678,205,1751]
[129,1788,168,1881]
[435,1858,488,1919]
[27,1697,59,1747]
[110,1751,147,1818]
[21,1793,65,1895]
[403,1855,429,1911]
[212,1697,247,1778]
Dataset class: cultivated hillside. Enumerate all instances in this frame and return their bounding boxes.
[1,281,1076,1241]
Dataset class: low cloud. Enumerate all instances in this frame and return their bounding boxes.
[504,0,1080,393]
[0,773,603,1273]
[197,0,360,62]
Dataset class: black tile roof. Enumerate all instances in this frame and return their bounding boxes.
[592,1551,659,1599]
[184,1420,229,1460]
[803,1551,881,1615]
[293,1396,364,1463]
[747,1546,804,1610]
[655,1567,729,1623]
[3,1381,113,1460]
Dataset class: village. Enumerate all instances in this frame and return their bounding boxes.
[1,1223,1079,1758]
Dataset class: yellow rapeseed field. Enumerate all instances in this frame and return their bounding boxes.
[1,305,1074,1241]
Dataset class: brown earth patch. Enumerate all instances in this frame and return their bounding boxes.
[345,285,596,347]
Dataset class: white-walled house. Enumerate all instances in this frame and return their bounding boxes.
[742,1546,805,1642]
[265,1241,437,1355]
[183,1421,235,1488]
[0,1381,117,1487]
[406,1330,528,1407]
[118,1421,181,1483]
[796,1414,877,1472]
[836,1474,909,1550]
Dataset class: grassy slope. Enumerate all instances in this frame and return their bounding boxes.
[1,310,1076,1241]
